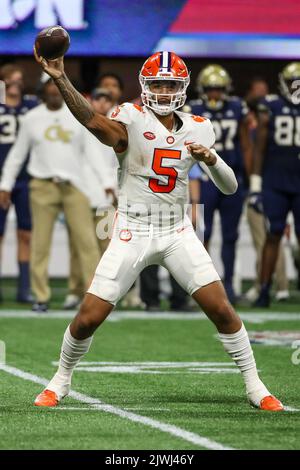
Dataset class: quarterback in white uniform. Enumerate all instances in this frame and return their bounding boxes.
[33,49,283,411]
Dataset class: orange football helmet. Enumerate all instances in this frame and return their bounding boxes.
[139,51,190,115]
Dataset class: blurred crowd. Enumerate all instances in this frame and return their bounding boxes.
[0,60,299,312]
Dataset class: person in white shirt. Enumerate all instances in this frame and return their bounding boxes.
[64,88,118,309]
[0,79,99,312]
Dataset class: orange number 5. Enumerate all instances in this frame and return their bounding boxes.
[149,148,181,193]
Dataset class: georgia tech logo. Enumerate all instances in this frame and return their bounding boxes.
[44,125,73,143]
[0,0,87,30]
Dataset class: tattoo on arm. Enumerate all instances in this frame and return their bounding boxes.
[54,72,127,149]
[55,73,94,126]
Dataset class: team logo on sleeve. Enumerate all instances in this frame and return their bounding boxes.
[119,229,132,242]
[143,131,156,140]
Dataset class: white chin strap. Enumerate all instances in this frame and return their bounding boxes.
[139,74,190,115]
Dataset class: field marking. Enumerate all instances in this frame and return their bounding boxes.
[54,406,171,412]
[0,364,234,451]
[1,310,300,324]
[51,360,240,375]
[52,361,236,366]
[284,406,300,412]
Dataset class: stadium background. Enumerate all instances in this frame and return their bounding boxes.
[0,0,298,280]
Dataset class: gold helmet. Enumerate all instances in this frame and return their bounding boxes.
[279,62,300,103]
[196,64,231,109]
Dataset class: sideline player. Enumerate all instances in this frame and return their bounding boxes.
[0,64,38,302]
[186,65,252,304]
[33,49,283,411]
[250,63,300,307]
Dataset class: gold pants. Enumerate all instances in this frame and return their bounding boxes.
[247,206,288,291]
[29,178,100,302]
[68,207,115,298]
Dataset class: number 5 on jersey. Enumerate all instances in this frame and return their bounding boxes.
[149,148,182,193]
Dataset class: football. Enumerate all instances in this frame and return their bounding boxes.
[35,26,70,60]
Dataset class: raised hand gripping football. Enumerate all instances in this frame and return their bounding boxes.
[34,46,64,80]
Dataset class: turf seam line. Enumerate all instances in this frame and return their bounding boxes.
[0,364,235,451]
[1,311,300,324]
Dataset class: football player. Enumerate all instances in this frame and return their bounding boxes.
[0,64,38,302]
[33,49,282,411]
[250,63,300,307]
[245,77,289,303]
[186,65,252,303]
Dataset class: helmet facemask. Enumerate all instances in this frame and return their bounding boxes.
[201,86,228,110]
[139,75,190,115]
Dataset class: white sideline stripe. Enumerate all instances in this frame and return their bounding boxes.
[52,361,236,366]
[284,406,300,412]
[54,404,300,413]
[1,310,300,323]
[0,364,234,451]
[55,406,171,412]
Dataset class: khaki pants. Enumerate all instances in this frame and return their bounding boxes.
[68,207,115,298]
[247,206,288,291]
[29,178,100,302]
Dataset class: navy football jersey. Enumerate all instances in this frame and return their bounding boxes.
[186,96,248,175]
[258,94,300,192]
[0,95,38,182]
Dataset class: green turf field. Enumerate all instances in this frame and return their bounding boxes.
[0,279,300,450]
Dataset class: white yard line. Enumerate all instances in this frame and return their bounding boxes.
[1,310,300,323]
[55,406,171,412]
[0,364,234,451]
[52,361,236,366]
[284,406,300,412]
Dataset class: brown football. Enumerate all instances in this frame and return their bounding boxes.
[35,26,70,60]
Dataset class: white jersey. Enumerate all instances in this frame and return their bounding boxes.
[110,103,215,231]
[88,104,237,305]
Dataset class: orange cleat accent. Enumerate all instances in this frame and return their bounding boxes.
[34,389,59,407]
[259,395,284,411]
